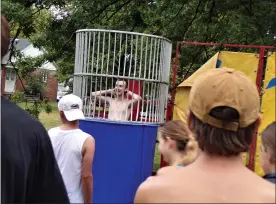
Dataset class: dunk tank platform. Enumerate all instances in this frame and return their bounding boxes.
[73,29,172,203]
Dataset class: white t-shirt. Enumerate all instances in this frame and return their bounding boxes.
[48,127,90,203]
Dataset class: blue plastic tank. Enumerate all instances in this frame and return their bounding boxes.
[79,118,158,203]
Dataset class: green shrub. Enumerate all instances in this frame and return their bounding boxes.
[10,91,24,104]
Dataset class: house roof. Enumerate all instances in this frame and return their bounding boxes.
[14,38,31,51]
[2,38,57,71]
[21,43,44,58]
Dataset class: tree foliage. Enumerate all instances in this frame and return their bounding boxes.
[3,0,276,97]
[2,0,65,117]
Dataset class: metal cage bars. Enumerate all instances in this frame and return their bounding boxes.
[73,29,172,124]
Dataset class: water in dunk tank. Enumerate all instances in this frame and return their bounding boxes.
[73,29,172,203]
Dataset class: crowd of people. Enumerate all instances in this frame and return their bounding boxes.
[2,16,275,203]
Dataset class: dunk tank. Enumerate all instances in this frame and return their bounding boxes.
[73,29,172,203]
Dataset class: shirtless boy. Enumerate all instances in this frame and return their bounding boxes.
[135,68,275,203]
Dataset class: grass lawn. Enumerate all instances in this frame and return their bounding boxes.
[17,102,61,130]
[17,101,161,172]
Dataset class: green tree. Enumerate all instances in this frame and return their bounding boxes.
[2,0,65,118]
[32,0,275,85]
[3,0,276,99]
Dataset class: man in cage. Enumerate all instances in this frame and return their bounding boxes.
[91,79,142,121]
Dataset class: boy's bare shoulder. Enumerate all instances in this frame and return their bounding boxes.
[134,177,161,203]
[157,165,181,175]
[259,180,276,203]
[243,171,276,203]
[139,166,176,186]
[134,167,178,203]
[135,166,188,203]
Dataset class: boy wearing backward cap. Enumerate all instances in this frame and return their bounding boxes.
[135,68,275,203]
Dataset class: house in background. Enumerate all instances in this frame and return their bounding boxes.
[1,38,59,101]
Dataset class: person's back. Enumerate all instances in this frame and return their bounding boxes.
[135,68,275,203]
[48,127,91,202]
[1,98,70,203]
[1,16,69,203]
[48,94,95,203]
[138,156,275,203]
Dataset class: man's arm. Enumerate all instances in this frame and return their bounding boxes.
[127,91,142,108]
[81,137,95,204]
[91,89,113,103]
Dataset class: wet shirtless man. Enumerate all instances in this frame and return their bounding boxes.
[91,79,142,121]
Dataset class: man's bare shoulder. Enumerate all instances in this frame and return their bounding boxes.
[135,167,183,203]
[83,135,95,152]
[253,176,276,203]
[138,167,175,186]
[264,183,276,203]
[134,175,168,203]
[85,135,95,143]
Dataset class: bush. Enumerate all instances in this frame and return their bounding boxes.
[10,91,24,104]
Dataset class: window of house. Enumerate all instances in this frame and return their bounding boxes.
[5,69,10,80]
[5,69,16,81]
[10,70,15,81]
[42,73,48,82]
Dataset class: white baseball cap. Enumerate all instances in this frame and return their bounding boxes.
[58,94,85,121]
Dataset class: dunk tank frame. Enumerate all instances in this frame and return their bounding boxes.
[162,41,276,170]
[73,29,172,203]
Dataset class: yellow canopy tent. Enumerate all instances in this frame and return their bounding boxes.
[173,52,219,122]
[173,51,259,121]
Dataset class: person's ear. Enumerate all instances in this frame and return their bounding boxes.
[269,152,275,164]
[166,137,176,149]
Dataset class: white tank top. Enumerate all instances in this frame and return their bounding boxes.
[48,127,90,203]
